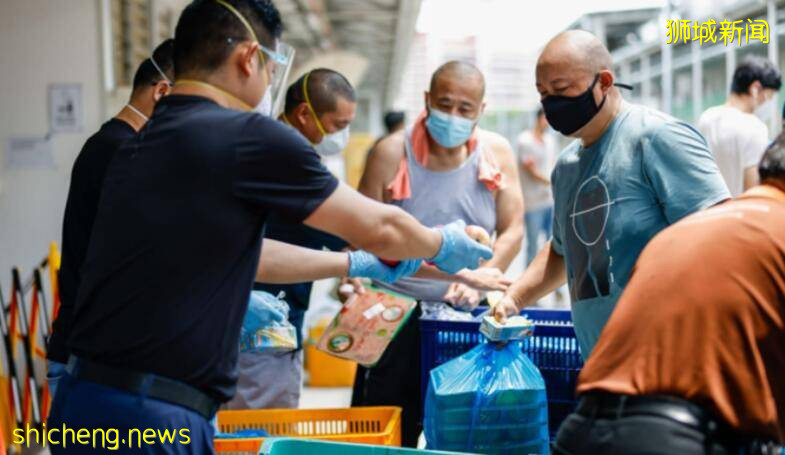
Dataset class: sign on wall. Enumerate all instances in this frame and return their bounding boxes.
[48,83,83,133]
[5,136,55,169]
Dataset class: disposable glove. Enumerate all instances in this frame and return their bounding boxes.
[348,250,422,283]
[430,220,493,274]
[242,291,287,336]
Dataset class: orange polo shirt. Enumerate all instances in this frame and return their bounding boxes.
[577,185,785,441]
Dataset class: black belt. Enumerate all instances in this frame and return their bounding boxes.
[66,356,220,420]
[577,392,783,455]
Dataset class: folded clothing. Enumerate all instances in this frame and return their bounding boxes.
[420,301,477,322]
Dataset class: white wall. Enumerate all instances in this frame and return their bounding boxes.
[0,0,104,284]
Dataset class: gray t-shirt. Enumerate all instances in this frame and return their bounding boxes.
[517,130,557,211]
[551,103,730,359]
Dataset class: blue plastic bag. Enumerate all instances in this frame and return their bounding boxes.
[240,291,298,353]
[424,342,549,454]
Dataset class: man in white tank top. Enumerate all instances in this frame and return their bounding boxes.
[351,61,524,447]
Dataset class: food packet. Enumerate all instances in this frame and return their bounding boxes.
[316,287,417,366]
[239,291,297,353]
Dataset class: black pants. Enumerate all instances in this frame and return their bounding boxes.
[553,410,744,455]
[352,305,422,448]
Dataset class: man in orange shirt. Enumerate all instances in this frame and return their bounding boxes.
[553,134,785,454]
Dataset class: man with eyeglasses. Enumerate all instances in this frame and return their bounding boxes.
[354,60,524,447]
[46,38,175,398]
[46,2,491,452]
[493,30,730,361]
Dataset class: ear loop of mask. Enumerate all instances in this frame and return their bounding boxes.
[149,55,172,86]
[212,0,270,106]
[302,72,328,140]
[125,103,149,122]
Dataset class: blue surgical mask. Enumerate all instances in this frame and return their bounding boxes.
[425,107,476,148]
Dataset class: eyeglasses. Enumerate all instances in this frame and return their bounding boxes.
[225,37,290,65]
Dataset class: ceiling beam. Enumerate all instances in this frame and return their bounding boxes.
[292,0,329,50]
[327,10,397,21]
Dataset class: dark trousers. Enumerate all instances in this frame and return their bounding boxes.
[47,373,215,454]
[552,392,778,455]
[352,304,422,448]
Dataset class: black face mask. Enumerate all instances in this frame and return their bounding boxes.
[541,74,607,136]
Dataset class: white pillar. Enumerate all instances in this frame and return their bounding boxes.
[641,54,652,105]
[149,0,159,49]
[98,0,114,120]
[619,61,631,82]
[691,40,703,122]
[660,2,673,114]
[768,0,779,135]
[661,43,673,114]
[725,45,736,95]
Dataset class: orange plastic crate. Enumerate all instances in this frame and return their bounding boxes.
[214,406,401,454]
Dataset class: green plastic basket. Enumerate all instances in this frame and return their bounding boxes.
[260,438,470,454]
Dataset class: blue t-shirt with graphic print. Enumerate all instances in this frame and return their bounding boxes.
[551,103,730,359]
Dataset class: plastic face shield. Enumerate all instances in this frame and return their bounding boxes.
[213,0,295,114]
[261,41,295,117]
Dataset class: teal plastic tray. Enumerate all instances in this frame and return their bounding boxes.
[260,438,469,454]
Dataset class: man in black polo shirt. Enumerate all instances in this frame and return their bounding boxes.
[47,39,175,396]
[46,1,491,452]
[227,68,357,410]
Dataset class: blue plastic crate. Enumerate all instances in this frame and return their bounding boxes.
[420,308,582,439]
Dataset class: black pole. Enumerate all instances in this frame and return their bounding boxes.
[33,269,51,347]
[0,283,23,428]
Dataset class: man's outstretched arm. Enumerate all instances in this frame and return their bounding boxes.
[256,239,349,283]
[305,183,492,274]
[256,239,421,284]
[493,241,567,322]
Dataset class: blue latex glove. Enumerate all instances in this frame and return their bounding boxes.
[242,291,287,335]
[430,220,493,274]
[348,250,422,283]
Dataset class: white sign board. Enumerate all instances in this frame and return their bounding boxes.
[49,83,83,133]
[5,136,55,169]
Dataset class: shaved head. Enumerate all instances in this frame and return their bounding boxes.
[538,30,612,75]
[430,61,485,99]
[425,60,486,121]
[535,30,622,142]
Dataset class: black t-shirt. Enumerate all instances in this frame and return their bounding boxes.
[48,118,136,364]
[66,95,338,401]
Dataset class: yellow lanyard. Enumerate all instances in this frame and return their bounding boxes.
[175,79,253,112]
[302,72,327,136]
[213,0,269,88]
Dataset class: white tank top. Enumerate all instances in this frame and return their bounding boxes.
[374,126,497,301]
